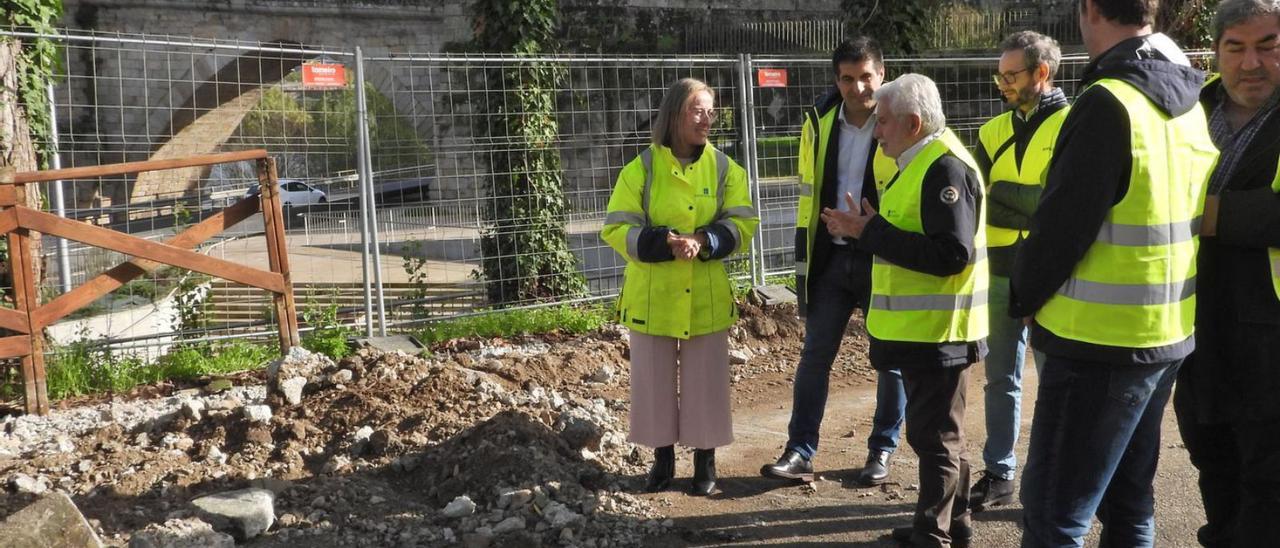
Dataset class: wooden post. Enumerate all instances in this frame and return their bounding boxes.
[257,158,300,354]
[5,178,49,415]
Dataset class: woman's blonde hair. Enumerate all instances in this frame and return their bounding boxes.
[652,78,715,147]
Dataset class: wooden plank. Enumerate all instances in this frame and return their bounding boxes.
[257,159,296,353]
[7,229,44,415]
[262,159,300,347]
[0,208,19,235]
[34,197,261,328]
[0,308,30,334]
[13,226,49,415]
[11,149,269,184]
[0,185,16,207]
[16,207,286,294]
[0,334,32,358]
[262,159,300,348]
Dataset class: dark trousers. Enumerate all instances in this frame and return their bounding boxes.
[901,364,972,548]
[787,247,905,459]
[1174,393,1280,547]
[1020,355,1180,548]
[1173,317,1280,548]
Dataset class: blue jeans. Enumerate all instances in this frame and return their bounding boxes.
[787,251,905,459]
[1020,355,1182,548]
[982,275,1027,480]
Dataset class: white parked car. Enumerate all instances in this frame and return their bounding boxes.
[244,179,327,207]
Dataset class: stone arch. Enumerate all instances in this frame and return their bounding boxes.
[129,41,310,204]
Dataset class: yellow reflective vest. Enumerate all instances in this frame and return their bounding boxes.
[794,103,897,313]
[866,129,990,343]
[601,144,759,339]
[1270,162,1280,300]
[977,105,1069,247]
[1036,79,1217,348]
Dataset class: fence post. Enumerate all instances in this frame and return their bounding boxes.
[738,54,766,287]
[46,82,73,295]
[257,157,302,353]
[354,47,388,336]
[354,47,376,337]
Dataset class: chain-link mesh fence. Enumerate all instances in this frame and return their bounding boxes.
[0,28,1215,364]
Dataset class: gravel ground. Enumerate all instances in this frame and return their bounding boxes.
[1,302,1208,547]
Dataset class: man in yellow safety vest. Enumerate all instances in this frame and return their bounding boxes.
[1009,0,1217,545]
[823,73,988,548]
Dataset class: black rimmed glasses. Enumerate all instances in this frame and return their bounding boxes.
[993,68,1031,86]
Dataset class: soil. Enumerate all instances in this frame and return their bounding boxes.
[0,301,1207,547]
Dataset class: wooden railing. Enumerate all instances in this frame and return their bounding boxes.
[0,150,300,415]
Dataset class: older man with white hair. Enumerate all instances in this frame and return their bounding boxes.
[823,73,989,548]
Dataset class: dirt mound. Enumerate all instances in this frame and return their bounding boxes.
[1,303,837,546]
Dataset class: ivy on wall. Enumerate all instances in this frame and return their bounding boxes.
[470,0,588,306]
[1159,0,1220,50]
[3,0,63,168]
[842,0,944,55]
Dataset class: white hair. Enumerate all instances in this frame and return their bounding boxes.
[873,73,946,135]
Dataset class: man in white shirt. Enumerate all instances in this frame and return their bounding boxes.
[761,37,907,488]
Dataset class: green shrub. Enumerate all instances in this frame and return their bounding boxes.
[44,338,274,400]
[301,298,353,360]
[413,304,611,345]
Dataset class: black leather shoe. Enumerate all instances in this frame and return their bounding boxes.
[644,445,674,493]
[688,448,717,496]
[890,521,972,547]
[969,470,1015,512]
[760,449,815,482]
[854,450,892,486]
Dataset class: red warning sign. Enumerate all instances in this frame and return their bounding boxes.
[302,63,346,88]
[757,68,788,88]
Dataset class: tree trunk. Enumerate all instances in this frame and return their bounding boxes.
[0,37,45,292]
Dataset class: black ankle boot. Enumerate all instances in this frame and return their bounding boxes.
[689,448,716,496]
[644,445,675,492]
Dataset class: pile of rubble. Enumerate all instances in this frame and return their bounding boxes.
[0,301,818,546]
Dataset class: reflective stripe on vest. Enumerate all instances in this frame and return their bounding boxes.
[871,290,989,312]
[1035,79,1216,348]
[979,107,1068,248]
[1057,277,1196,306]
[866,128,990,343]
[1096,218,1201,246]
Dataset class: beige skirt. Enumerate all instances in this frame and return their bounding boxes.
[627,329,733,449]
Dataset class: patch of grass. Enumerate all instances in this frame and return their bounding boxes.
[412,304,612,345]
[301,297,354,360]
[44,339,275,400]
[158,342,276,379]
[766,273,796,291]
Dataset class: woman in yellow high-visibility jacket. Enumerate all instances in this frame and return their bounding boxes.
[601,78,758,496]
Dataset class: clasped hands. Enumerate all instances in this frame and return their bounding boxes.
[821,193,877,239]
[667,231,708,260]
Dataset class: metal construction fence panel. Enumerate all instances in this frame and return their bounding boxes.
[0,28,1215,359]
